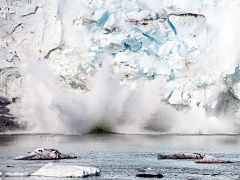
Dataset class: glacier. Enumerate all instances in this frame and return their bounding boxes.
[0,0,240,134]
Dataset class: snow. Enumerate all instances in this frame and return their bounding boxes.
[32,163,100,178]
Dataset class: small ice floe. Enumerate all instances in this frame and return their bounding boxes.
[32,163,100,178]
[195,155,233,164]
[4,172,30,177]
[158,153,205,159]
[136,173,163,178]
[158,153,233,163]
[15,148,77,160]
[0,172,2,176]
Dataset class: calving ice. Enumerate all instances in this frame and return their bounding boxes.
[0,0,240,134]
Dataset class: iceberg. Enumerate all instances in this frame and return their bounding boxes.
[15,148,77,160]
[32,163,100,178]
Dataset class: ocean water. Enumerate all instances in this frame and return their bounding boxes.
[0,134,240,180]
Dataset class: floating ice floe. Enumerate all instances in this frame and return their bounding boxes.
[158,153,233,163]
[0,172,2,176]
[32,163,100,178]
[158,153,205,159]
[15,148,77,160]
[195,155,233,164]
[4,172,30,177]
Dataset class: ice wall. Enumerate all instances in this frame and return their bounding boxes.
[1,0,240,134]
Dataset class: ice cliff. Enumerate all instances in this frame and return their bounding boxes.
[1,0,240,134]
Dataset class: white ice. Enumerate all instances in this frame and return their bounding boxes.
[4,172,30,177]
[32,163,100,178]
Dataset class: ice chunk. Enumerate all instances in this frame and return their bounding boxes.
[122,37,142,52]
[32,163,100,178]
[0,172,2,176]
[195,155,233,163]
[5,172,30,177]
[136,173,163,178]
[158,153,205,159]
[158,153,233,163]
[15,148,77,160]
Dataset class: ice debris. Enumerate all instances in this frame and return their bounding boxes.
[15,148,77,160]
[158,153,205,159]
[4,172,30,177]
[32,163,100,178]
[195,155,233,164]
[158,153,233,163]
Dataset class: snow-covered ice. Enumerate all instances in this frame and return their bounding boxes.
[15,148,77,160]
[32,163,100,178]
[4,172,30,177]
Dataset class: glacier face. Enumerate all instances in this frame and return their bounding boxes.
[1,0,240,134]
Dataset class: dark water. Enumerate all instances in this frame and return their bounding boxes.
[0,134,240,179]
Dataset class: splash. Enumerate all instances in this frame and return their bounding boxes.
[1,0,240,134]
